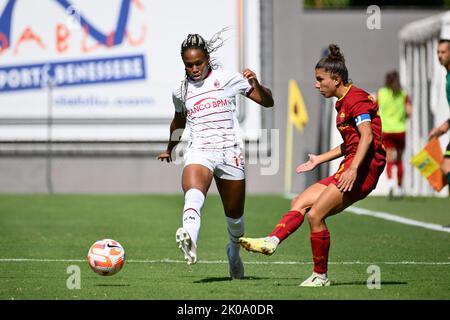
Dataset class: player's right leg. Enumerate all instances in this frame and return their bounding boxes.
[239,183,326,255]
[214,175,246,279]
[176,163,213,265]
[395,147,405,197]
[300,180,356,287]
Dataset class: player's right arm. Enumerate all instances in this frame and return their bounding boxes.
[428,118,450,140]
[296,144,344,173]
[157,112,186,163]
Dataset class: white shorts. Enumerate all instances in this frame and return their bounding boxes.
[184,147,245,180]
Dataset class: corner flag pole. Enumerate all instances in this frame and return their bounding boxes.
[284,79,309,196]
[284,109,294,195]
[46,75,54,194]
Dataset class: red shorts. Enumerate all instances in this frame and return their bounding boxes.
[382,132,405,150]
[319,154,386,203]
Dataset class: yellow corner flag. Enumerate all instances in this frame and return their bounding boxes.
[410,138,446,192]
[288,79,309,132]
[285,79,309,194]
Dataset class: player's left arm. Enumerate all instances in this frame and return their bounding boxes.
[242,68,274,108]
[337,116,373,193]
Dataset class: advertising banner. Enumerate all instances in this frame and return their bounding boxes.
[0,0,257,141]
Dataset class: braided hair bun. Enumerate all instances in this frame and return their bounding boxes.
[316,43,349,84]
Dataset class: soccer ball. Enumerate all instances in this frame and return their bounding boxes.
[87,239,125,276]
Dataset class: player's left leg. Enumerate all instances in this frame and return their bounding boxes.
[215,177,246,279]
[299,183,352,287]
[385,147,396,199]
[395,146,405,197]
[383,132,397,200]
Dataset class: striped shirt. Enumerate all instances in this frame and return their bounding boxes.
[172,69,252,150]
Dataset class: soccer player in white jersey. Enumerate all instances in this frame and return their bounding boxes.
[157,32,273,279]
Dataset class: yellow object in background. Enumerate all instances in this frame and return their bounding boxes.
[410,138,445,192]
[288,79,309,132]
[284,79,309,194]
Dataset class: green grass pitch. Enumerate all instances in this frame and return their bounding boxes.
[0,194,449,300]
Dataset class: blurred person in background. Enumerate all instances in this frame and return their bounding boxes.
[429,39,450,196]
[377,70,411,199]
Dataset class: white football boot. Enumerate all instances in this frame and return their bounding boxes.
[395,186,404,198]
[299,272,331,287]
[175,227,197,265]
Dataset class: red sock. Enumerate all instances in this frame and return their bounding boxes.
[269,210,304,243]
[386,161,394,179]
[396,160,403,186]
[310,230,330,274]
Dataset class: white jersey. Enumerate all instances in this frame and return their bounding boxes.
[172,69,252,150]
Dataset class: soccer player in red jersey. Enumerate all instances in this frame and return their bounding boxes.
[239,44,386,287]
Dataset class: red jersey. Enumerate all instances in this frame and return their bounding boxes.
[318,85,386,202]
[335,85,385,162]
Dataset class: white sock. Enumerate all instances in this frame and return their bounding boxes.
[226,216,245,257]
[269,236,280,245]
[182,189,205,246]
[387,179,395,189]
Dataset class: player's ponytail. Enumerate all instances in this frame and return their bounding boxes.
[316,44,350,85]
[385,70,402,95]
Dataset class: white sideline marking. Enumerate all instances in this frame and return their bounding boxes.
[0,258,449,265]
[347,206,450,234]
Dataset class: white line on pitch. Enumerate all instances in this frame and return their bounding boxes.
[347,206,450,234]
[0,258,449,265]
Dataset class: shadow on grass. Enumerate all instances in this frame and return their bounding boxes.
[95,284,130,287]
[195,276,270,283]
[331,281,407,286]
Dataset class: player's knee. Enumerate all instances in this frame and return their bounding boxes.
[291,197,308,212]
[306,212,320,226]
[290,196,298,207]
